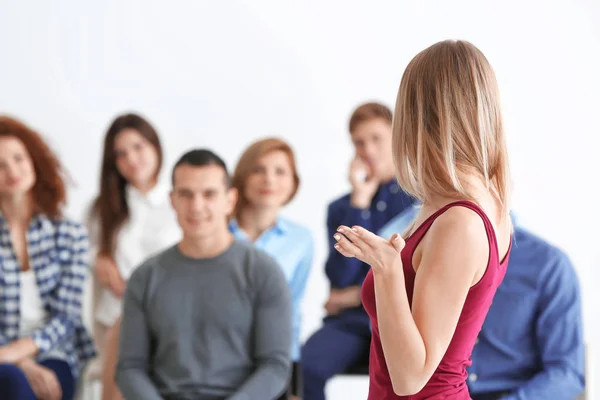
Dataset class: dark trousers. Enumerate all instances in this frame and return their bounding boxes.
[0,359,75,400]
[301,316,371,400]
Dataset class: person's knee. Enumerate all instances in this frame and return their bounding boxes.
[0,364,27,381]
[302,323,370,382]
[301,343,322,377]
[302,361,325,383]
[0,364,31,393]
[301,338,336,381]
[38,359,75,399]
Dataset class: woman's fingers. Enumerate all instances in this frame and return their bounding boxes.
[333,229,364,260]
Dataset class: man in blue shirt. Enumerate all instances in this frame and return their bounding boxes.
[301,103,415,400]
[379,207,586,400]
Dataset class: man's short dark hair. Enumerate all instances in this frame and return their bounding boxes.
[171,149,231,187]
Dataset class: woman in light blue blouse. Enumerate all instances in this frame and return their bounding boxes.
[230,138,313,400]
[0,116,95,400]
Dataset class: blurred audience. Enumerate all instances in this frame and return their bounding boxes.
[0,106,586,400]
[116,149,291,400]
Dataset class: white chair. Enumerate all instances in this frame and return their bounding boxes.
[326,361,370,400]
[326,374,369,400]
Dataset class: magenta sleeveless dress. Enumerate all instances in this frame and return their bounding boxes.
[361,201,512,399]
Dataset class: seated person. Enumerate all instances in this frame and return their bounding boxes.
[0,116,96,400]
[302,102,415,400]
[85,113,181,400]
[115,149,292,400]
[467,224,585,400]
[379,208,586,400]
[230,138,314,400]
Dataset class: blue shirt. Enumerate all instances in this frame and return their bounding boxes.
[378,209,586,399]
[467,226,585,400]
[325,180,415,327]
[229,217,313,361]
[378,204,420,239]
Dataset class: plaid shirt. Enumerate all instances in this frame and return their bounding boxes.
[0,213,96,379]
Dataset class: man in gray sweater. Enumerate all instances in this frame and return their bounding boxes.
[115,149,292,400]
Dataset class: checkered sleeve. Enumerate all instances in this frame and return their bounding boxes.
[30,223,90,353]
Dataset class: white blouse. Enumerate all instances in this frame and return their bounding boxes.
[19,270,48,336]
[93,183,181,326]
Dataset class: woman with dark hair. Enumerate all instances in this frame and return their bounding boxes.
[0,116,96,400]
[87,113,180,400]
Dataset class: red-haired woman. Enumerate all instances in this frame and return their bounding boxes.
[0,116,95,400]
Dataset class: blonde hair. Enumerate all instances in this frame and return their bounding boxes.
[392,40,511,216]
[231,137,300,219]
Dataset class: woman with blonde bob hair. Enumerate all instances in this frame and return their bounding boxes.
[230,138,313,400]
[333,40,513,399]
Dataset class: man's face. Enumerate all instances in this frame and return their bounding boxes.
[350,117,394,180]
[170,164,237,240]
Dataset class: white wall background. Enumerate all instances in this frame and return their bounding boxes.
[1,0,599,397]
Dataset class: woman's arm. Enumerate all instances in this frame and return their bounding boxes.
[376,208,488,394]
[0,338,38,363]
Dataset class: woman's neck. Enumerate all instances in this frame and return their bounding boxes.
[423,175,505,220]
[131,177,158,195]
[0,193,33,225]
[237,206,279,242]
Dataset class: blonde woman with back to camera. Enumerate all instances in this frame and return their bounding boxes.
[333,40,513,399]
